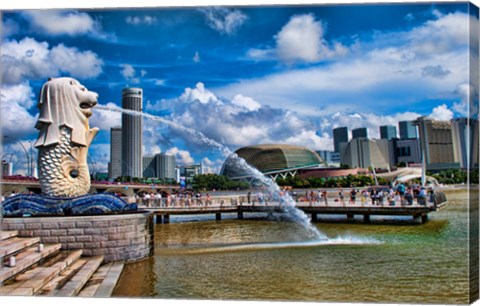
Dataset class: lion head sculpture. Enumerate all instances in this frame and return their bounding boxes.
[34,77,98,148]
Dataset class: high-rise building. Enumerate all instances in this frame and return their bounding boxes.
[142,156,156,178]
[108,126,122,180]
[333,127,349,153]
[156,153,176,180]
[472,119,479,169]
[178,164,203,183]
[121,88,143,178]
[1,160,13,176]
[451,118,469,169]
[352,127,368,139]
[414,116,458,170]
[388,138,421,167]
[399,121,418,139]
[340,138,390,169]
[315,150,340,166]
[451,118,479,169]
[380,125,397,140]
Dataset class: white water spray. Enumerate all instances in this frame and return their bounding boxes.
[97,104,326,239]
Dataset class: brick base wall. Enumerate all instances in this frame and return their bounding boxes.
[1,212,154,262]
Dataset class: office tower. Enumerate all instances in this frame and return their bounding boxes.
[414,116,457,170]
[142,156,156,178]
[109,126,122,179]
[472,119,479,169]
[380,125,397,140]
[352,127,368,139]
[156,153,176,180]
[315,150,340,166]
[451,118,479,169]
[340,138,390,169]
[451,118,469,168]
[388,138,421,167]
[1,160,13,176]
[122,88,143,178]
[399,121,418,139]
[333,127,349,153]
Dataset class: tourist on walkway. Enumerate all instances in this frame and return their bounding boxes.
[349,189,357,204]
[405,188,414,205]
[143,193,151,207]
[370,189,376,205]
[155,192,162,207]
[418,187,427,205]
[338,189,345,205]
[323,190,328,205]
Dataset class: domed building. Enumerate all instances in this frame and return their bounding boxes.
[220,144,324,179]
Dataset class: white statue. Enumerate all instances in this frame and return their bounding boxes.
[34,77,99,197]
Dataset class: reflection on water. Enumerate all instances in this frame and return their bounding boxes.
[113,190,472,304]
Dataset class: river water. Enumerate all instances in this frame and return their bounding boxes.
[113,189,474,304]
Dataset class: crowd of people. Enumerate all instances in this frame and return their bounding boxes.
[135,191,215,207]
[302,184,435,207]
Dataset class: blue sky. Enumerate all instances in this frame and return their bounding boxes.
[1,2,478,175]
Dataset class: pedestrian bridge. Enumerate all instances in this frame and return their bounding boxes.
[143,193,447,224]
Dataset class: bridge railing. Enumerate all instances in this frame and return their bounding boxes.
[136,195,241,208]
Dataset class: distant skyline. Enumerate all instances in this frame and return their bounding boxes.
[1,1,478,175]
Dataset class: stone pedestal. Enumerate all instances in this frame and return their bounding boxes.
[1,212,154,262]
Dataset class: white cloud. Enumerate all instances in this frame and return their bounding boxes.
[223,12,470,116]
[275,14,347,63]
[193,51,201,63]
[452,83,474,116]
[429,104,453,121]
[126,15,157,25]
[154,79,166,86]
[0,83,38,141]
[180,82,221,104]
[89,102,122,131]
[166,147,194,165]
[231,94,261,111]
[120,64,140,84]
[1,82,36,109]
[200,7,248,35]
[22,10,99,37]
[248,13,348,64]
[1,37,103,85]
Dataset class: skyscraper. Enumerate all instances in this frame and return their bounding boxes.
[333,127,349,153]
[156,153,176,180]
[340,138,390,169]
[399,121,418,139]
[352,127,368,139]
[451,118,479,169]
[122,88,143,178]
[380,125,397,140]
[414,116,458,170]
[108,126,122,179]
[142,156,156,178]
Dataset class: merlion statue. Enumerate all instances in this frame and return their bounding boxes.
[34,77,99,197]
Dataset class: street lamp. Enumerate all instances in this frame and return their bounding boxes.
[4,135,30,176]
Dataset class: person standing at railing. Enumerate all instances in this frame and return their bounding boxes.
[155,192,162,207]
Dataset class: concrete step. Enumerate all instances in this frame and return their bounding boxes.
[0,231,18,241]
[38,250,85,296]
[0,243,62,283]
[78,261,125,297]
[55,255,104,297]
[0,237,40,258]
[0,265,63,296]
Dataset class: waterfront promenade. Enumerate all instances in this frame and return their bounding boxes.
[142,194,446,224]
